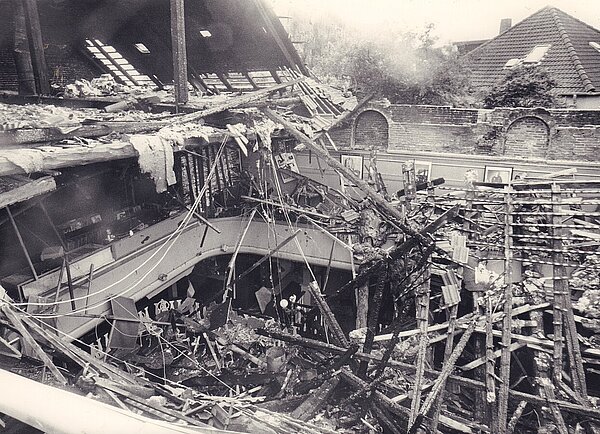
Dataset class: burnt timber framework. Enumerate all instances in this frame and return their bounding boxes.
[0,1,600,434]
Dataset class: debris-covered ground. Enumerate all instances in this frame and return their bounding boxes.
[2,153,600,433]
[0,49,600,434]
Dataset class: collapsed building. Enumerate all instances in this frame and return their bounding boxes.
[0,1,599,434]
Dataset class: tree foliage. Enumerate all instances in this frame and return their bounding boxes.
[483,64,559,108]
[287,15,473,106]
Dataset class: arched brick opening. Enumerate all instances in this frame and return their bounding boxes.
[504,116,550,159]
[353,110,389,150]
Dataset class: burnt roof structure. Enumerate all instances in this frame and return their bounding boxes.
[0,0,308,93]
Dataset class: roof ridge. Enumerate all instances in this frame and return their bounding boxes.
[548,5,600,36]
[549,7,595,92]
[463,6,556,59]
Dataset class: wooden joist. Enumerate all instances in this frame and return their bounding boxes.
[1,305,67,385]
[22,0,49,94]
[257,328,600,420]
[170,0,188,105]
[0,175,55,210]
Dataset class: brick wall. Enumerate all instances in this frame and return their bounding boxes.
[0,49,18,91]
[504,117,549,159]
[0,44,100,92]
[44,44,99,88]
[354,110,388,150]
[330,103,600,162]
[0,3,101,94]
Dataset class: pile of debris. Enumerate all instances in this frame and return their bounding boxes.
[1,66,600,433]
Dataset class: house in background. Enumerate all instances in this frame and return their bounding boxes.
[462,6,600,108]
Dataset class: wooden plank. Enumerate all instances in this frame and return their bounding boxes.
[22,0,49,94]
[459,343,524,371]
[0,336,21,360]
[170,0,188,105]
[430,304,458,432]
[94,377,210,428]
[497,186,514,434]
[0,175,55,208]
[21,313,148,385]
[306,280,349,348]
[253,0,309,75]
[216,72,235,92]
[257,329,600,420]
[107,296,139,350]
[552,187,589,401]
[1,305,67,384]
[552,184,566,387]
[290,376,340,421]
[6,205,38,281]
[409,265,431,426]
[88,40,139,86]
[409,320,477,434]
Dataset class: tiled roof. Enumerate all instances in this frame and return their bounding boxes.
[464,6,600,95]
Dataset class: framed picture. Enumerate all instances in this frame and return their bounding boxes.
[340,154,363,187]
[484,166,513,184]
[414,160,432,184]
[275,152,299,183]
[512,170,528,181]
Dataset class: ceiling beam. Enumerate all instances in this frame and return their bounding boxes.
[22,0,50,95]
[170,0,188,106]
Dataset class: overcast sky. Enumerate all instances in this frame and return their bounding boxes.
[271,0,600,44]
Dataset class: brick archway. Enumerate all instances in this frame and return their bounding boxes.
[353,110,389,150]
[504,116,550,159]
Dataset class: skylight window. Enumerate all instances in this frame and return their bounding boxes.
[85,39,153,86]
[134,43,150,54]
[523,44,551,63]
[590,42,600,52]
[199,30,212,38]
[504,58,521,68]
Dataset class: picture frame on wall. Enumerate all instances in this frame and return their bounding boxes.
[414,160,432,184]
[512,170,528,181]
[484,166,513,184]
[340,154,364,187]
[274,152,300,183]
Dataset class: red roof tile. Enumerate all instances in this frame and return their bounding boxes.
[464,6,600,95]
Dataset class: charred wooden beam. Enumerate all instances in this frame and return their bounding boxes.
[170,0,188,105]
[497,187,514,434]
[357,264,386,377]
[6,205,37,281]
[257,329,600,420]
[88,39,139,87]
[408,264,431,426]
[1,305,67,384]
[22,0,49,94]
[216,72,235,92]
[12,0,36,95]
[306,280,349,348]
[253,0,309,76]
[290,376,340,421]
[231,229,301,285]
[244,72,260,90]
[408,319,477,434]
